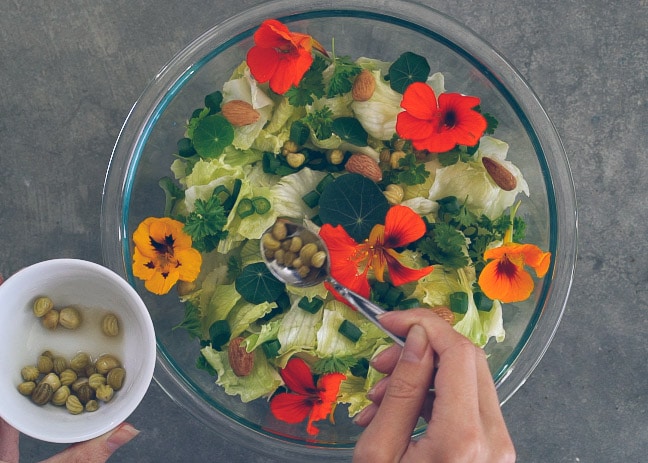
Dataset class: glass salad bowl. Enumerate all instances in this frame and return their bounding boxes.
[101,0,577,460]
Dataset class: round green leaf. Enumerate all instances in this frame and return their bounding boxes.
[192,114,234,158]
[332,117,368,146]
[235,262,285,304]
[318,173,390,242]
[388,52,431,93]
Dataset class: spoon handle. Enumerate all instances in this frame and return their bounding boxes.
[327,279,405,347]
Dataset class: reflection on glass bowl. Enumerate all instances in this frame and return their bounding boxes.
[101,0,577,460]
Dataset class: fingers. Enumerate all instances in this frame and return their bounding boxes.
[0,418,19,463]
[353,324,434,462]
[40,423,139,463]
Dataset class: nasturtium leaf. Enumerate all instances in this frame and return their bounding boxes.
[318,174,390,242]
[192,114,234,159]
[332,117,369,147]
[235,262,285,304]
[387,52,431,93]
[204,91,223,114]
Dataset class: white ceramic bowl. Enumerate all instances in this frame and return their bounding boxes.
[0,259,156,443]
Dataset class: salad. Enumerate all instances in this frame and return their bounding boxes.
[131,19,551,436]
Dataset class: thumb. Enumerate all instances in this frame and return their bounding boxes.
[40,423,139,463]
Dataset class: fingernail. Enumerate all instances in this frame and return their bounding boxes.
[400,325,428,363]
[107,423,140,452]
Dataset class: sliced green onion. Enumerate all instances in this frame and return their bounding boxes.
[302,190,321,209]
[449,292,468,314]
[316,173,336,194]
[262,339,281,358]
[223,179,242,211]
[383,287,404,308]
[209,320,230,350]
[338,320,362,343]
[349,358,370,378]
[298,296,324,314]
[474,292,493,312]
[177,137,196,158]
[252,197,271,215]
[236,198,255,218]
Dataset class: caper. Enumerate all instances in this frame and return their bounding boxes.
[37,355,54,374]
[31,382,53,405]
[96,384,114,403]
[271,221,288,241]
[18,381,36,396]
[21,365,39,382]
[33,296,54,317]
[59,368,78,386]
[71,376,89,392]
[288,236,303,253]
[65,395,83,414]
[51,385,71,406]
[262,232,281,251]
[299,243,319,266]
[40,350,55,360]
[84,364,97,377]
[106,367,126,391]
[88,373,107,390]
[310,250,327,269]
[70,352,91,372]
[42,309,59,330]
[59,307,82,330]
[85,399,99,412]
[40,372,61,392]
[52,356,68,375]
[101,313,120,337]
[76,384,95,404]
[95,354,121,375]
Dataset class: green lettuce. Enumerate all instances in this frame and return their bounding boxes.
[201,345,282,402]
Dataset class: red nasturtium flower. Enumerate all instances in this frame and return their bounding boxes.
[478,242,551,303]
[246,19,327,95]
[396,82,488,153]
[270,357,346,435]
[319,205,434,299]
[132,217,202,295]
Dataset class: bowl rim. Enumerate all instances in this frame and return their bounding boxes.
[101,0,577,457]
[0,258,156,443]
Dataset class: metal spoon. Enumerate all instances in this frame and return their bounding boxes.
[261,221,405,346]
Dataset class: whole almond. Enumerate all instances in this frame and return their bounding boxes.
[345,153,383,182]
[352,69,376,101]
[228,337,255,377]
[221,100,260,127]
[431,306,455,325]
[481,156,517,191]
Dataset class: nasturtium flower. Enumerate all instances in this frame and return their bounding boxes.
[132,217,202,295]
[478,243,551,303]
[396,82,487,153]
[246,19,326,95]
[319,205,434,299]
[269,357,345,435]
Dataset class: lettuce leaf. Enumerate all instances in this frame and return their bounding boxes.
[351,69,402,140]
[201,345,282,402]
[269,167,328,218]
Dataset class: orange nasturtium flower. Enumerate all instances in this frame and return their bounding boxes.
[478,243,551,303]
[269,357,345,436]
[132,217,202,295]
[319,205,434,299]
[396,82,488,153]
[246,19,327,95]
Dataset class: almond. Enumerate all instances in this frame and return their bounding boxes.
[228,337,255,377]
[352,69,376,101]
[345,153,383,182]
[221,100,260,127]
[481,156,517,191]
[431,306,455,325]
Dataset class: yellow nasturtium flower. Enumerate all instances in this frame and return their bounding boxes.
[132,217,202,295]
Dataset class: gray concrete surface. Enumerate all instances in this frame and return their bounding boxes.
[1,1,646,461]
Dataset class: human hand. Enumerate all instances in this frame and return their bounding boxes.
[0,419,139,463]
[352,308,515,463]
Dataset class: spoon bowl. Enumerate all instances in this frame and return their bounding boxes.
[260,220,405,346]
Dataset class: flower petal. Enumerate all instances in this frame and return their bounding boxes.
[174,247,203,281]
[269,392,312,424]
[400,82,438,119]
[144,268,180,296]
[383,205,427,248]
[478,256,535,303]
[280,358,316,396]
[384,250,434,287]
[246,46,280,83]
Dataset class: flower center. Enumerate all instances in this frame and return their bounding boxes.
[443,109,457,128]
[496,254,518,278]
